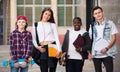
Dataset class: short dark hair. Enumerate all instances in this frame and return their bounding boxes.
[92,6,103,14]
[73,17,82,25]
[40,8,55,23]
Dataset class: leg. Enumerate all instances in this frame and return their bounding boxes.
[103,56,113,72]
[93,58,102,72]
[20,66,28,72]
[40,60,48,72]
[66,59,75,72]
[75,60,84,72]
[11,67,19,72]
[49,58,58,72]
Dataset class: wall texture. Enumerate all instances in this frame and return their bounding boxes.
[100,0,120,72]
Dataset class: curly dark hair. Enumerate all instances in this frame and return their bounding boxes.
[73,17,82,25]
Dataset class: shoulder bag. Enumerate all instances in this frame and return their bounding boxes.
[32,22,41,66]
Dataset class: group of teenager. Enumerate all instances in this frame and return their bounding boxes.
[9,6,118,72]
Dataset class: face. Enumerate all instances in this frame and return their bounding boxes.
[42,11,51,22]
[93,9,103,21]
[73,19,81,31]
[17,19,26,29]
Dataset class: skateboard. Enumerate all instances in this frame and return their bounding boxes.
[2,58,35,67]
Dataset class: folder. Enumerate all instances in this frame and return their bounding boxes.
[48,44,62,57]
[73,34,85,48]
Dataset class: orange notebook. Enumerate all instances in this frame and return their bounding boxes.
[48,44,62,57]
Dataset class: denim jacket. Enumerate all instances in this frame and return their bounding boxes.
[92,19,117,58]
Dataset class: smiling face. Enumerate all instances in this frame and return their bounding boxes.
[73,18,82,31]
[40,8,55,23]
[41,10,51,22]
[17,19,26,30]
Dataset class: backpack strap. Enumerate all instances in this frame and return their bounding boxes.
[34,22,41,46]
[91,22,94,43]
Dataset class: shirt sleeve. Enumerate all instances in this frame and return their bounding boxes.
[32,23,38,48]
[52,24,62,52]
[89,25,92,39]
[110,21,118,35]
[9,32,18,63]
[24,32,33,63]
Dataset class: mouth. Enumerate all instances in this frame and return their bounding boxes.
[75,25,80,27]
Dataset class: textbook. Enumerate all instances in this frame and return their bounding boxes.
[48,44,62,57]
[73,34,85,48]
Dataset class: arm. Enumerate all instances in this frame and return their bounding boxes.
[106,34,116,49]
[32,23,38,48]
[24,32,33,63]
[81,32,92,52]
[101,34,116,54]
[9,32,18,63]
[60,30,69,65]
[106,21,118,49]
[101,21,118,53]
[52,24,61,52]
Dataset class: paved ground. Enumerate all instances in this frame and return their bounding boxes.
[0,45,105,72]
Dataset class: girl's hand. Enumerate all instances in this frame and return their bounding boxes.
[14,62,19,68]
[56,52,62,58]
[37,46,46,53]
[62,52,66,58]
[21,62,27,68]
[59,52,66,66]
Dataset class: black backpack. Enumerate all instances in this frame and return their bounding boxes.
[32,22,41,66]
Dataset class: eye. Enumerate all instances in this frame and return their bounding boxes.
[44,12,47,15]
[18,21,22,23]
[22,21,25,24]
[94,13,98,15]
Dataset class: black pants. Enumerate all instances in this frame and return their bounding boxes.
[66,59,84,72]
[39,58,58,72]
[93,56,113,72]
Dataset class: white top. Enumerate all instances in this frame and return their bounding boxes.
[89,19,118,58]
[68,28,86,60]
[32,21,61,51]
[89,20,118,39]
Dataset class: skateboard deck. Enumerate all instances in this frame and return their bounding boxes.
[2,58,35,67]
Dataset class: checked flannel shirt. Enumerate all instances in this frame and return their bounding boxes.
[10,29,33,63]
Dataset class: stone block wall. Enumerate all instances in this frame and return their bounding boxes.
[100,0,120,72]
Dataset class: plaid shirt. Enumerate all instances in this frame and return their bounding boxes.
[10,29,33,63]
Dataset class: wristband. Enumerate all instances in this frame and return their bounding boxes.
[105,47,109,51]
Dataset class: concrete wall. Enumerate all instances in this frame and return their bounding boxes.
[100,0,120,72]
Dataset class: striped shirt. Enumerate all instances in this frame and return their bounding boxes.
[10,29,33,63]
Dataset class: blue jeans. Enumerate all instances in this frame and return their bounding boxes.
[11,66,28,72]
